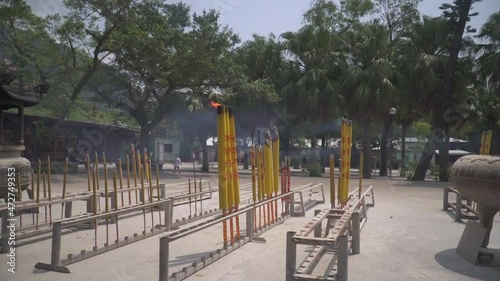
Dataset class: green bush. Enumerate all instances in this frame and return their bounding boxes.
[430,163,452,181]
[404,161,452,181]
[307,163,323,177]
[403,161,417,181]
[290,156,301,169]
[429,164,440,181]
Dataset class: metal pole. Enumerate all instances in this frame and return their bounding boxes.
[352,212,360,255]
[314,210,321,238]
[337,235,349,281]
[455,193,462,222]
[18,105,24,146]
[188,179,192,217]
[246,208,254,241]
[0,109,3,145]
[163,200,172,231]
[159,236,170,281]
[51,222,62,266]
[443,187,449,211]
[389,114,394,179]
[289,192,295,216]
[285,231,297,281]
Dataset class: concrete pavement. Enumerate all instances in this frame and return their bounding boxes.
[0,172,499,281]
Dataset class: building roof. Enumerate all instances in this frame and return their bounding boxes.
[3,112,139,135]
[403,137,468,143]
[0,73,47,109]
[434,150,472,156]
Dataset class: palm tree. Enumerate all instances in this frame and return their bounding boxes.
[397,16,452,181]
[341,21,397,179]
[281,25,344,149]
[476,12,500,93]
[406,10,477,180]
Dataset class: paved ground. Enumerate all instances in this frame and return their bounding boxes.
[1,170,499,281]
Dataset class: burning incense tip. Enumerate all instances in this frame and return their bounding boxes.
[211,101,222,108]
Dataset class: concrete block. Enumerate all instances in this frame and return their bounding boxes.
[456,220,487,265]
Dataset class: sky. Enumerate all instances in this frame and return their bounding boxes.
[168,0,500,41]
[28,0,500,42]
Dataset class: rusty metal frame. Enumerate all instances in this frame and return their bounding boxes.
[292,183,325,217]
[443,186,478,221]
[158,191,295,281]
[285,186,374,281]
[0,181,217,253]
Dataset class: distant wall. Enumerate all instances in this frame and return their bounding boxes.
[2,112,138,162]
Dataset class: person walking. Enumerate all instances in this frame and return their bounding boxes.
[173,155,182,174]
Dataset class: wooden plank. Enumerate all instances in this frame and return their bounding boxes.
[326,211,352,241]
[295,209,330,238]
[293,273,335,281]
[292,237,337,246]
[297,246,326,274]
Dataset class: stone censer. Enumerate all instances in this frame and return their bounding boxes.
[0,72,49,200]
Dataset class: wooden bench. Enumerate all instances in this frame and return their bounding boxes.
[286,209,360,281]
[443,186,479,221]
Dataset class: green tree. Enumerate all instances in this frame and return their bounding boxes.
[410,0,478,181]
[47,0,135,123]
[476,12,500,93]
[341,21,397,179]
[281,26,343,148]
[97,3,241,155]
[0,1,54,92]
[375,0,421,176]
[436,0,478,181]
[281,0,373,151]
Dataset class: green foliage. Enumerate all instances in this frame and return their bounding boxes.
[0,1,53,87]
[429,163,440,181]
[1,0,496,178]
[290,157,301,169]
[410,121,432,139]
[307,163,323,177]
[192,137,202,153]
[32,121,52,150]
[375,0,422,41]
[404,160,450,181]
[403,160,416,180]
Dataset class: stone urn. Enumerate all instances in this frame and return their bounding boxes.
[0,72,49,201]
[0,146,32,200]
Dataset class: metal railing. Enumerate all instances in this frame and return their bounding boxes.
[158,191,297,281]
[285,186,374,281]
[0,180,213,253]
[291,183,325,216]
[30,182,281,273]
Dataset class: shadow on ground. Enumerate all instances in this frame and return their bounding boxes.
[169,251,216,267]
[392,180,447,189]
[435,248,500,281]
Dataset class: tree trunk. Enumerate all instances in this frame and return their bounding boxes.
[201,134,209,172]
[281,125,291,154]
[139,127,151,154]
[434,0,472,181]
[362,115,372,179]
[310,129,318,164]
[439,127,450,181]
[320,135,326,172]
[243,149,249,170]
[379,118,390,176]
[311,136,317,148]
[412,124,441,181]
[400,122,409,176]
